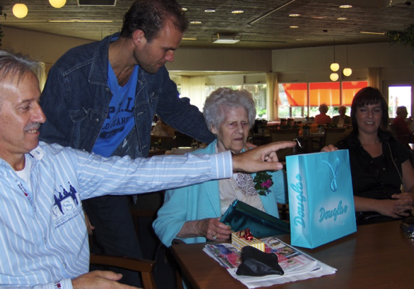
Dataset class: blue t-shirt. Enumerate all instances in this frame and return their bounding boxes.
[92,64,138,157]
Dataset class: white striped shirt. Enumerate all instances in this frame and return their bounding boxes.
[0,142,232,288]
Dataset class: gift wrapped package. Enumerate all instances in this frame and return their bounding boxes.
[232,229,265,252]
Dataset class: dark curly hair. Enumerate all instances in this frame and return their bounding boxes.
[120,0,188,42]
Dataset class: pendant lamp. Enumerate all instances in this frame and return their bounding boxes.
[330,73,339,81]
[342,42,352,77]
[330,40,339,72]
[49,0,66,8]
[12,3,28,18]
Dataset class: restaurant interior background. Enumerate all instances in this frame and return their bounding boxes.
[1,0,414,123]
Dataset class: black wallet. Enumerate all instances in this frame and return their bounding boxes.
[236,246,284,276]
[220,199,290,238]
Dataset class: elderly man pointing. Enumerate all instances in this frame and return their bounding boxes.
[0,50,294,289]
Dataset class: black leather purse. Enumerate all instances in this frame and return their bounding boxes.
[220,199,290,238]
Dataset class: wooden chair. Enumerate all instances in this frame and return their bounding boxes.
[324,128,349,147]
[90,254,157,289]
[269,128,299,161]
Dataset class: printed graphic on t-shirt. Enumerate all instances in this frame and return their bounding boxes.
[92,63,138,157]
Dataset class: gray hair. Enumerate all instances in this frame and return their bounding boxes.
[203,87,256,131]
[0,50,43,86]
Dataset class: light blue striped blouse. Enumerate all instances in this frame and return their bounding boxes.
[0,142,232,289]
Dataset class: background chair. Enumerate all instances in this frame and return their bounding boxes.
[269,128,299,161]
[324,128,349,147]
[90,254,157,289]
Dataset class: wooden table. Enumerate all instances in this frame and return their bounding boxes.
[171,221,414,289]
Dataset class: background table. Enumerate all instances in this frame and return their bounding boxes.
[171,221,414,289]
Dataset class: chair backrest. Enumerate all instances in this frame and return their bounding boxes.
[269,128,299,161]
[324,128,348,147]
[90,254,157,289]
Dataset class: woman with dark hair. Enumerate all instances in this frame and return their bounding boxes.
[322,87,414,225]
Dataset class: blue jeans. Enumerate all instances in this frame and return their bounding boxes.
[84,195,142,287]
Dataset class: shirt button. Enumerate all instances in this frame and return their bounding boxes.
[95,118,99,122]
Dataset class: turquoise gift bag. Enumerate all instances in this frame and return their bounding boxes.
[286,150,357,249]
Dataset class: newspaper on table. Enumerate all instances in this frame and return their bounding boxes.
[203,236,337,288]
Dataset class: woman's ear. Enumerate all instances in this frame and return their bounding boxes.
[210,125,218,135]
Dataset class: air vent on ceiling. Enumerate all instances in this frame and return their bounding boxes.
[78,0,116,6]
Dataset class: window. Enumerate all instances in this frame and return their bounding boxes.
[205,84,267,118]
[278,81,367,118]
[388,85,412,118]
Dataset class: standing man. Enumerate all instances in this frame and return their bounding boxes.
[40,0,215,286]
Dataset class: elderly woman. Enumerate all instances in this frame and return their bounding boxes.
[315,103,332,125]
[322,87,414,225]
[153,88,287,246]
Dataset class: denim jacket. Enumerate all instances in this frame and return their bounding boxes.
[40,33,215,158]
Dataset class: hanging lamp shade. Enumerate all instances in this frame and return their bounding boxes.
[330,73,339,81]
[49,0,66,8]
[12,3,28,18]
[330,62,340,72]
[343,67,352,77]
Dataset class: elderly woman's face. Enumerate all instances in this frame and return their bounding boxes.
[355,103,382,135]
[212,106,250,154]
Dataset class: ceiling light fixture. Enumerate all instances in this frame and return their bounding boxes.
[330,73,339,81]
[339,5,352,9]
[231,10,244,14]
[204,9,215,13]
[212,33,241,44]
[330,38,339,73]
[289,13,300,17]
[337,17,347,20]
[49,0,66,8]
[12,2,28,18]
[48,19,114,22]
[190,21,202,25]
[181,7,188,11]
[290,26,299,29]
[359,31,386,35]
[343,40,352,77]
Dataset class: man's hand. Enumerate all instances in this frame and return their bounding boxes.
[232,141,296,172]
[84,212,95,235]
[72,271,140,289]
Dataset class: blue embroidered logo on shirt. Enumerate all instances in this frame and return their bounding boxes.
[52,182,82,228]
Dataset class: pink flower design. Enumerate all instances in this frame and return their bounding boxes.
[261,179,273,188]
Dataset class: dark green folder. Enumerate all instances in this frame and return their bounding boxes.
[220,199,290,238]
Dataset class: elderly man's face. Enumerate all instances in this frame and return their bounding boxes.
[211,106,250,154]
[0,72,46,161]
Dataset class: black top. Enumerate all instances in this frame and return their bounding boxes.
[336,129,412,200]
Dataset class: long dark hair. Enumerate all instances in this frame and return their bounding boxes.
[350,87,389,132]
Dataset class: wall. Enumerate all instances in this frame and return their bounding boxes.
[272,43,414,83]
[2,27,92,68]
